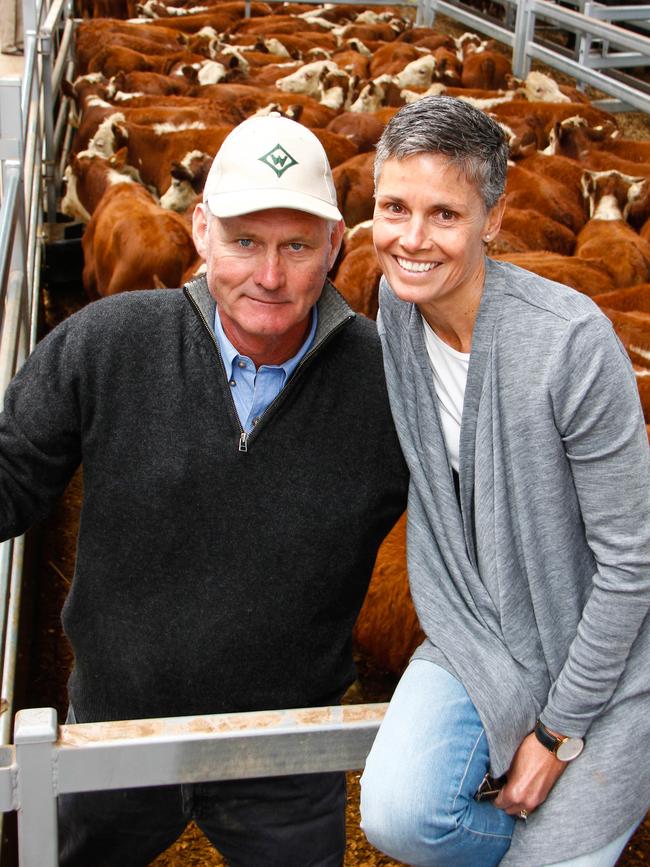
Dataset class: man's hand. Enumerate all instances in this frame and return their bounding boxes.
[493,731,567,818]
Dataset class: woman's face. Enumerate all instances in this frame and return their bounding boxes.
[373,152,505,316]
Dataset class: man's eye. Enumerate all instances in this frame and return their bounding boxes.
[439,210,455,221]
[289,242,305,252]
[238,239,253,248]
[387,203,403,214]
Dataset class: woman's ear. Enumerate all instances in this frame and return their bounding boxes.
[483,194,506,243]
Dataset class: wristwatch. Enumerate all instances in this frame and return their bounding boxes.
[534,719,584,762]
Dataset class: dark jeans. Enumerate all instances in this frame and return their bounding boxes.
[58,772,347,867]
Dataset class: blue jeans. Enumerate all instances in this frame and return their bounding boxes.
[360,659,515,867]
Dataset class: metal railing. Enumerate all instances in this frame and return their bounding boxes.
[419,0,518,46]
[423,0,650,112]
[0,703,386,866]
[0,0,74,780]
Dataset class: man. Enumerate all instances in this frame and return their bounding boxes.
[0,114,408,866]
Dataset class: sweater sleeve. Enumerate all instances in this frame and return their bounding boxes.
[541,312,650,737]
[0,320,83,540]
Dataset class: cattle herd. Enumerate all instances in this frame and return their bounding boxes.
[59,0,650,672]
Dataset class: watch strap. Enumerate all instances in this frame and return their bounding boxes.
[534,719,561,753]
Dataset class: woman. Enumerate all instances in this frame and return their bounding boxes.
[360,95,650,867]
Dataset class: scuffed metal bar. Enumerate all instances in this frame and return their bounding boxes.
[56,703,388,795]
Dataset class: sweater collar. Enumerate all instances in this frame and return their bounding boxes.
[183,275,355,355]
[379,256,507,567]
[457,257,506,558]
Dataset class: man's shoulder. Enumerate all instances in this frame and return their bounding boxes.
[62,288,188,341]
[80,287,186,321]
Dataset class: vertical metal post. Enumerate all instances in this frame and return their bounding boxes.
[22,0,36,37]
[15,708,59,867]
[425,0,436,29]
[0,535,25,745]
[512,0,535,78]
[576,1,593,91]
[40,28,57,223]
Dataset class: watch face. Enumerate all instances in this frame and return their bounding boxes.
[556,737,584,761]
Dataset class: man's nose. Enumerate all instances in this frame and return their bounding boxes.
[254,251,285,291]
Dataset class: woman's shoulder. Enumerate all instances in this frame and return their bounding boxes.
[488,258,603,326]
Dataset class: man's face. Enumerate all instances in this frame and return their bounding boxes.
[193,206,344,362]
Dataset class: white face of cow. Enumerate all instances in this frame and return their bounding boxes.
[160,177,196,212]
[275,61,338,98]
[524,71,570,104]
[581,169,646,220]
[396,55,435,90]
[263,38,291,58]
[60,165,91,223]
[350,80,383,113]
[87,113,125,158]
[197,61,227,86]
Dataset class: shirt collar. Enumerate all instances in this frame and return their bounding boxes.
[213,305,319,380]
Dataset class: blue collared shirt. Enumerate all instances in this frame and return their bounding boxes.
[214,306,318,433]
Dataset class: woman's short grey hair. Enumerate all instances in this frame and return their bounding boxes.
[374,95,508,210]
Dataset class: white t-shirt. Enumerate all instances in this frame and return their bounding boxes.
[421,316,470,472]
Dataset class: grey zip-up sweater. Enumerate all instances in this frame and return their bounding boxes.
[379,258,650,864]
[0,277,408,724]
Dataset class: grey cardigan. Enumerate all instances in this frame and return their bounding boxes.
[378,258,650,865]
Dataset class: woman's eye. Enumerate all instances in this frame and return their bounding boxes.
[387,203,403,214]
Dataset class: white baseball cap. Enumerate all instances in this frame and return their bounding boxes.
[203,113,343,222]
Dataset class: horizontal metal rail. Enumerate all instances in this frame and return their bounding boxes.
[512,0,650,111]
[422,0,516,45]
[12,703,387,866]
[527,0,650,53]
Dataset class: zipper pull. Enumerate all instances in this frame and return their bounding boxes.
[238,432,248,453]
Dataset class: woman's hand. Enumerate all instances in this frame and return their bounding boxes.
[493,732,567,818]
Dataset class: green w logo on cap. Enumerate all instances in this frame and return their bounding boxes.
[259,143,298,178]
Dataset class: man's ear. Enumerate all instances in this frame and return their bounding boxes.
[192,203,209,259]
[328,219,346,271]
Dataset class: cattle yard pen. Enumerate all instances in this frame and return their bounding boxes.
[0,0,650,863]
[423,0,650,112]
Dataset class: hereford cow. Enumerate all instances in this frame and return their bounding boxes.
[82,182,196,296]
[577,170,650,288]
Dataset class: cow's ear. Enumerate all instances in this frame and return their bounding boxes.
[111,148,128,170]
[171,161,192,182]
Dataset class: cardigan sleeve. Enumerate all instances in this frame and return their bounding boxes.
[541,312,650,737]
[0,320,82,540]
